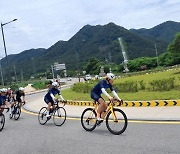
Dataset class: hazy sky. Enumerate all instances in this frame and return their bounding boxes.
[0,0,180,57]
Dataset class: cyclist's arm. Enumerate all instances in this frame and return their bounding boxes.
[22,95,25,102]
[101,88,113,100]
[112,90,121,101]
[50,93,56,102]
[59,93,65,101]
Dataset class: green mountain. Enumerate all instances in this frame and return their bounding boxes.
[1,21,179,80]
[130,21,180,42]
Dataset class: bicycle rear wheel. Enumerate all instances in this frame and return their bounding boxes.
[14,106,21,120]
[0,113,5,131]
[38,107,48,125]
[81,108,97,131]
[106,108,128,135]
[53,107,66,126]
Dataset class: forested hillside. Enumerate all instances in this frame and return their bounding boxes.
[1,21,179,80]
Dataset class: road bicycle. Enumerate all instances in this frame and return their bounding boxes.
[9,101,22,120]
[81,99,128,135]
[0,107,9,132]
[38,101,67,126]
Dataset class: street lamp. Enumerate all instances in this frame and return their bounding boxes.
[1,19,17,85]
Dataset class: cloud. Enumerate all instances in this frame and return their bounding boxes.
[0,0,179,57]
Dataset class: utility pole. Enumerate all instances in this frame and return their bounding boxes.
[1,19,17,86]
[13,64,18,83]
[0,60,4,86]
[155,43,159,67]
[51,65,55,81]
[21,68,24,82]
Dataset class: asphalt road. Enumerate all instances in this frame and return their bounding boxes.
[1,111,180,154]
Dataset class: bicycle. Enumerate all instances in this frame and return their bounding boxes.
[81,99,128,135]
[0,107,9,132]
[9,101,21,120]
[38,100,67,126]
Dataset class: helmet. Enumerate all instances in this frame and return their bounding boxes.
[52,82,59,87]
[1,88,7,93]
[19,87,25,91]
[106,73,115,80]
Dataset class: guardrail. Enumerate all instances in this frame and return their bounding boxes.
[67,99,180,107]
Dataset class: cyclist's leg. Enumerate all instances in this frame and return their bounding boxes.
[0,105,4,113]
[91,92,107,120]
[97,98,107,119]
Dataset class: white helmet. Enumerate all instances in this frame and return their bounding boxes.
[1,88,7,92]
[106,73,115,80]
[19,87,25,91]
[52,82,59,87]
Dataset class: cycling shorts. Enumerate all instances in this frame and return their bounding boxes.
[91,91,103,102]
[44,97,54,105]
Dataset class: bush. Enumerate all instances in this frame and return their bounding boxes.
[149,78,175,91]
[115,80,138,93]
[72,82,94,93]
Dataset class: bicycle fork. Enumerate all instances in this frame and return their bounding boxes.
[110,106,118,122]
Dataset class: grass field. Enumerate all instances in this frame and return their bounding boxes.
[62,68,180,101]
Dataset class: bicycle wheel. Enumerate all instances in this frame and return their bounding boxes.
[38,107,48,125]
[53,107,66,126]
[14,106,21,120]
[0,113,5,131]
[106,108,128,135]
[81,108,97,131]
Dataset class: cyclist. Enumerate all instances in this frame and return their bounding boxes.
[6,88,15,115]
[0,88,9,113]
[44,82,65,117]
[91,73,123,125]
[14,87,26,109]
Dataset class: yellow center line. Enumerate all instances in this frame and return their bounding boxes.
[21,108,180,124]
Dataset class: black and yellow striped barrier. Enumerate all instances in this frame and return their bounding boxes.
[66,100,180,107]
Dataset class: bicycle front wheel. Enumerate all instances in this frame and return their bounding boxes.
[38,107,48,125]
[53,107,66,126]
[0,113,5,131]
[81,108,97,131]
[14,106,21,120]
[106,108,128,135]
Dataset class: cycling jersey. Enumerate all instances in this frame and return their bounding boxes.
[91,80,114,96]
[44,88,60,105]
[15,91,25,102]
[91,79,121,102]
[0,95,7,106]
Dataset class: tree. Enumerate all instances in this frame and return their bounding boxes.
[84,58,100,75]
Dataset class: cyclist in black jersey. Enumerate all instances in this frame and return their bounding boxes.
[13,87,26,109]
[91,73,123,125]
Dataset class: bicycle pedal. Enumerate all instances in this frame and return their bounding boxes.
[96,120,103,126]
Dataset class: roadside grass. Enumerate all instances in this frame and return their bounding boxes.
[62,89,180,101]
[62,68,180,101]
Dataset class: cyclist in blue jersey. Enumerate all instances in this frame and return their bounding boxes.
[44,82,65,117]
[0,88,9,113]
[91,73,123,125]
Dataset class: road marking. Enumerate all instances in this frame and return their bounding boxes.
[22,108,180,124]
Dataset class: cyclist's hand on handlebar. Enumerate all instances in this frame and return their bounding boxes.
[108,96,114,101]
[118,99,123,105]
[63,100,67,103]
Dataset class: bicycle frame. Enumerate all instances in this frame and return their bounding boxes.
[91,101,118,121]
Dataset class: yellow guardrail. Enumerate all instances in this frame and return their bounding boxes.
[66,100,180,107]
